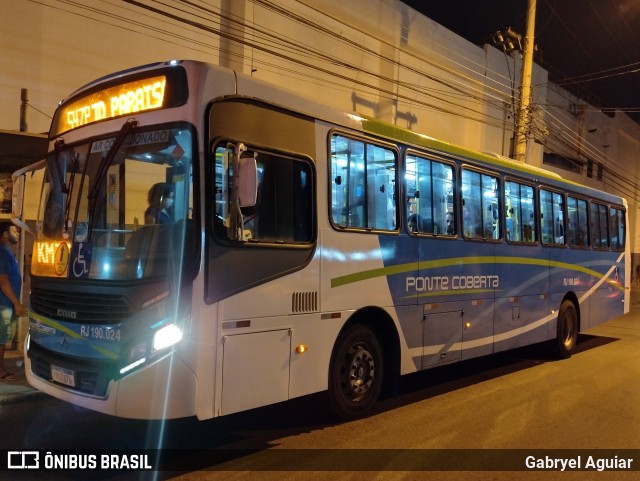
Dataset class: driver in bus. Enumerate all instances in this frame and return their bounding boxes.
[145,183,174,224]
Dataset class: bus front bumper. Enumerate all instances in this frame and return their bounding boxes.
[24,345,197,420]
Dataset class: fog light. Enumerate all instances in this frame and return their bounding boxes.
[128,340,148,362]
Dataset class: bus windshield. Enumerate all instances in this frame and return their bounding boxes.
[32,125,195,281]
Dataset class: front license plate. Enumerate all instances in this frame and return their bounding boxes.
[51,365,76,387]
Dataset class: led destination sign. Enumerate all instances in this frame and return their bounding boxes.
[56,76,166,135]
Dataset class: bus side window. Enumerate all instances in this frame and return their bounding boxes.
[505,180,535,243]
[567,196,588,247]
[462,168,499,240]
[610,207,625,250]
[590,202,609,248]
[331,134,397,231]
[540,188,565,245]
[213,144,314,244]
[406,153,454,235]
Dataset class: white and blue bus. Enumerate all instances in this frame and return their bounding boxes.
[16,60,629,420]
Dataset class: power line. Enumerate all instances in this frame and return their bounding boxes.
[556,61,640,87]
[22,0,640,194]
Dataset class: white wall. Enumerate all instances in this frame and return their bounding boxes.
[0,0,528,151]
[1,0,225,134]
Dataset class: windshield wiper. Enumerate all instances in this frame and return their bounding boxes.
[52,139,69,195]
[63,152,80,239]
[88,118,138,241]
[51,140,83,239]
[91,118,138,201]
[41,139,68,238]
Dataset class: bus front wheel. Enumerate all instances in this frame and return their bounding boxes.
[328,324,383,420]
[552,300,578,359]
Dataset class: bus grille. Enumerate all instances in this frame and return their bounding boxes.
[30,287,133,324]
[292,291,318,313]
[29,343,114,397]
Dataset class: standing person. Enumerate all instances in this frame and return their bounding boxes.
[0,221,27,381]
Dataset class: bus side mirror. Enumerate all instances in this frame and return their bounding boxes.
[238,154,257,208]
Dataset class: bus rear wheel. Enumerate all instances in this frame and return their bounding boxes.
[328,324,383,420]
[552,300,578,359]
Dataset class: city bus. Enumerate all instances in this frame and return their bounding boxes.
[14,60,629,421]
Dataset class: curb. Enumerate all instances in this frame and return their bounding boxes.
[0,389,46,406]
[0,348,44,405]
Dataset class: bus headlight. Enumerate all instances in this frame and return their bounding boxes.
[120,324,183,375]
[152,323,183,351]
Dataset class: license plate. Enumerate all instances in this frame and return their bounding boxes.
[51,365,76,387]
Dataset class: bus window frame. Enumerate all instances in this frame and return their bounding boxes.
[404,149,457,238]
[566,194,591,249]
[210,137,317,249]
[589,200,610,251]
[328,130,400,235]
[609,204,626,252]
[538,186,567,248]
[459,164,502,243]
[503,176,538,245]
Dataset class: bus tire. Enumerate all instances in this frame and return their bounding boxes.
[552,300,578,359]
[328,324,383,420]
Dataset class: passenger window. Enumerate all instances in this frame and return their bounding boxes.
[504,181,536,243]
[567,197,589,247]
[540,189,565,245]
[609,206,625,251]
[590,202,609,249]
[405,154,454,235]
[214,145,313,244]
[461,169,500,240]
[330,134,397,231]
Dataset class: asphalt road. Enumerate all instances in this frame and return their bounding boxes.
[3,292,639,481]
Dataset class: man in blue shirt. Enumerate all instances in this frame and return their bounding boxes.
[0,222,27,381]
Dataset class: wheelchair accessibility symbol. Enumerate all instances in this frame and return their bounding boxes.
[70,242,93,279]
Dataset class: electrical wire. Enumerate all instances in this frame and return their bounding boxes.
[22,0,640,193]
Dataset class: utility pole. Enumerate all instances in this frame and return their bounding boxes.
[219,0,247,73]
[20,88,28,132]
[514,0,537,162]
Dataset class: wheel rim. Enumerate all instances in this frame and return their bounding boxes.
[341,343,375,402]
